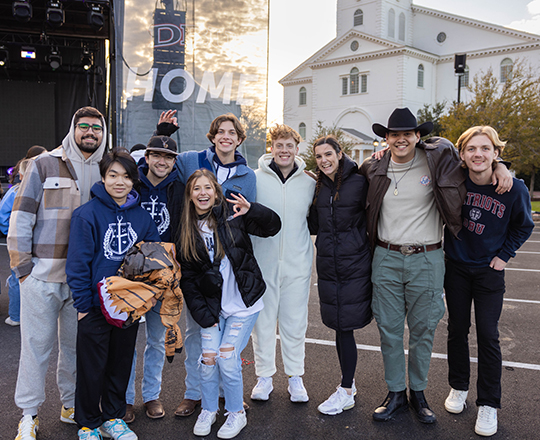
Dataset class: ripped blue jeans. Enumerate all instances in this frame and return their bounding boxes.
[199,312,259,413]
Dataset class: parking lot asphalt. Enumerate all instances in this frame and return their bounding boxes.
[0,223,539,440]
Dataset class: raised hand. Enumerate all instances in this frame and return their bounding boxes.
[226,193,251,218]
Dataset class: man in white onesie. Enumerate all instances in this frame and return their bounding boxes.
[250,124,315,402]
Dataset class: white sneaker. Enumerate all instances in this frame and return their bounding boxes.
[5,317,20,326]
[217,411,247,439]
[444,388,468,414]
[250,376,273,401]
[100,419,137,440]
[78,428,103,439]
[193,410,217,436]
[288,376,309,402]
[475,406,498,436]
[317,386,355,415]
[15,415,38,440]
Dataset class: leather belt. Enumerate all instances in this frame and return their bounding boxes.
[376,239,442,256]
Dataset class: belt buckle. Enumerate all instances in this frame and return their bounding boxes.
[399,245,415,256]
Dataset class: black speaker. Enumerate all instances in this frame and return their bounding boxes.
[454,54,467,74]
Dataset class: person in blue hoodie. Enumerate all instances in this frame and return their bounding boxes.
[156,111,257,417]
[66,149,160,440]
[125,135,185,423]
[442,126,534,437]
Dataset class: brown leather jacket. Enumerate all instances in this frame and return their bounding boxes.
[359,137,467,252]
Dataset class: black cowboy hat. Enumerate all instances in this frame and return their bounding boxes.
[372,108,434,138]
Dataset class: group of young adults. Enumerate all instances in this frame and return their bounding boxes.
[7,104,534,440]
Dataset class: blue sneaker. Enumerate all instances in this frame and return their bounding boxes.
[100,419,137,440]
[78,427,103,439]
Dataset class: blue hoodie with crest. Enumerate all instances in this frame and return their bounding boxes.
[66,181,160,313]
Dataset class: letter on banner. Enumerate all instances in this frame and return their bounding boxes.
[126,68,158,101]
[160,68,195,103]
[196,71,233,104]
[236,74,259,106]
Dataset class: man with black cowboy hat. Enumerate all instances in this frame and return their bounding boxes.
[359,108,512,425]
[124,135,185,423]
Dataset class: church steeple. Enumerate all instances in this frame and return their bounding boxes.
[336,0,412,44]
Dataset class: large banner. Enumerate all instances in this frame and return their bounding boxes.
[116,0,268,166]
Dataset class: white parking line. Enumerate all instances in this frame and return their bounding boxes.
[516,251,540,254]
[505,268,540,272]
[504,298,540,304]
[299,337,540,371]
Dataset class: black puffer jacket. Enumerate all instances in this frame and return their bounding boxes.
[308,155,372,331]
[180,202,281,328]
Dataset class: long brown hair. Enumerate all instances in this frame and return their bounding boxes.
[180,169,227,262]
[312,135,344,205]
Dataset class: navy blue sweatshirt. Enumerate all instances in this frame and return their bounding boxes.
[444,176,534,267]
[138,161,180,242]
[67,181,160,313]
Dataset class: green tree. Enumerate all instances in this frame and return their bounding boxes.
[299,121,355,172]
[417,102,446,138]
[440,61,540,196]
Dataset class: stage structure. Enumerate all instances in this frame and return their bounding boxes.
[0,0,114,177]
[117,0,269,167]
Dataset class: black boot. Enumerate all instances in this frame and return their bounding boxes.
[372,390,408,422]
[409,390,437,424]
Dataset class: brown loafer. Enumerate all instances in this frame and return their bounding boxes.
[145,399,165,419]
[218,397,249,411]
[174,398,201,417]
[124,404,135,424]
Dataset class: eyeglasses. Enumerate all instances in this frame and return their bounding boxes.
[76,123,103,133]
[148,152,176,163]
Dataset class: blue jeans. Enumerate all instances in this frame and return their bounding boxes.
[199,313,259,413]
[126,303,166,405]
[8,269,20,322]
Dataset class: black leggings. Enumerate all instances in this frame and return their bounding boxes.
[336,330,357,389]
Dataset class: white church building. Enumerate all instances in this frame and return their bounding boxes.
[280,0,540,163]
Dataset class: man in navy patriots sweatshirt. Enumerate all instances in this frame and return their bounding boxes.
[66,150,160,440]
[442,126,534,438]
[124,135,185,423]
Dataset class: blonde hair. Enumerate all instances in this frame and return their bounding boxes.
[179,169,227,262]
[456,126,506,168]
[269,124,302,145]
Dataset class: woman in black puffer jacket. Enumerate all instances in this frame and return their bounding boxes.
[178,169,280,438]
[308,135,372,416]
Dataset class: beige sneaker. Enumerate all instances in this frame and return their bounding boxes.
[60,405,77,424]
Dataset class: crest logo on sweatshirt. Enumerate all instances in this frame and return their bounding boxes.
[141,195,170,236]
[103,216,138,261]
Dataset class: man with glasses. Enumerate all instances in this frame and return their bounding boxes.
[124,135,185,423]
[8,107,108,439]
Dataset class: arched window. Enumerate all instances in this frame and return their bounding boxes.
[350,67,359,94]
[398,12,406,41]
[417,64,424,88]
[299,87,307,105]
[500,58,513,82]
[461,65,469,88]
[388,9,395,38]
[354,9,363,26]
[299,122,306,140]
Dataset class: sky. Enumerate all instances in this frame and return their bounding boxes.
[266,0,540,125]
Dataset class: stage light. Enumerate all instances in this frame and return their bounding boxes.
[46,1,64,28]
[48,47,62,70]
[0,48,8,67]
[87,4,104,31]
[81,48,93,70]
[21,46,36,59]
[12,1,32,23]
